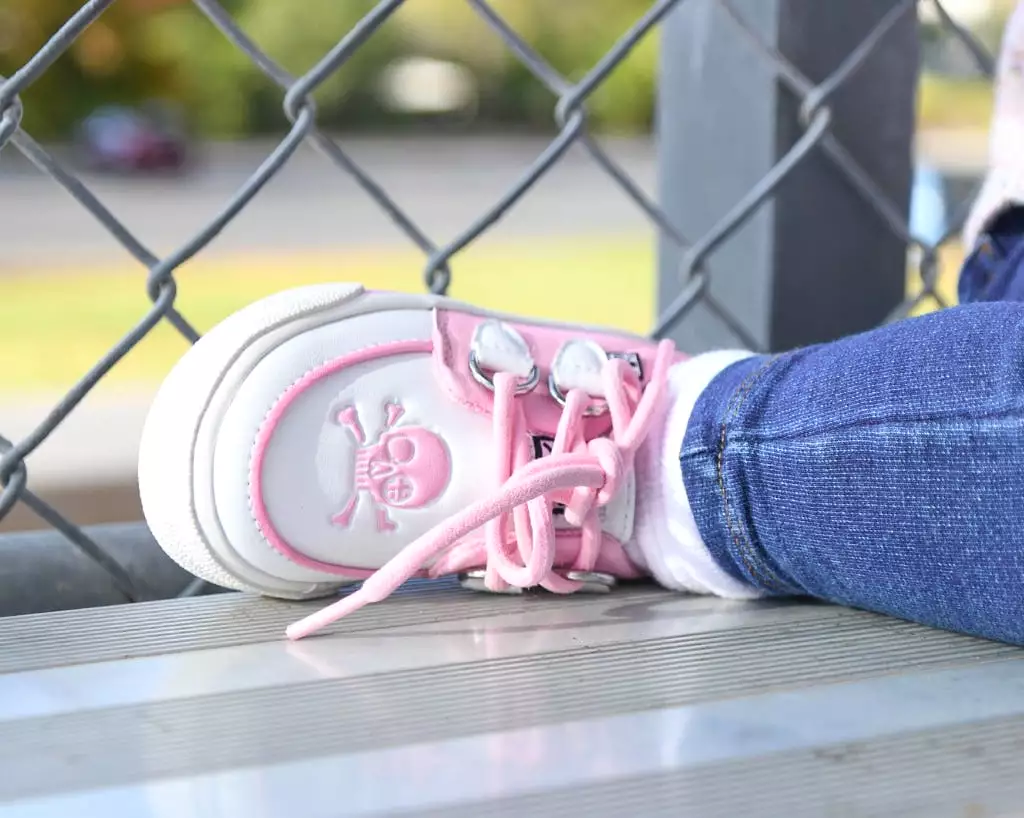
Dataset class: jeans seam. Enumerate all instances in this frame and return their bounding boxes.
[965,227,1024,302]
[979,249,1009,301]
[716,354,789,592]
[990,232,1024,300]
[721,402,1024,445]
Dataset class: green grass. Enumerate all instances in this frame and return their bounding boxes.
[908,242,964,312]
[0,234,965,394]
[917,73,994,132]
[0,234,658,392]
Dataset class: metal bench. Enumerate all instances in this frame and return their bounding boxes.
[2,542,1023,816]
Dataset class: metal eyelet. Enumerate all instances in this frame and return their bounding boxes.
[548,339,610,416]
[468,350,540,395]
[547,372,608,416]
[458,569,617,595]
[458,570,524,594]
[564,571,617,593]
[468,320,540,395]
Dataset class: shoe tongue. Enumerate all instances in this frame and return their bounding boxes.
[437,310,660,547]
[527,432,636,545]
[540,340,635,543]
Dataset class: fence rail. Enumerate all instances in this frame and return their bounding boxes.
[0,0,995,611]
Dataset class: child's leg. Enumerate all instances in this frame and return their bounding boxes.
[657,0,1024,645]
[669,302,1024,645]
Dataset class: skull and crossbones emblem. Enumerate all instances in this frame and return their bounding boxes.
[331,401,451,532]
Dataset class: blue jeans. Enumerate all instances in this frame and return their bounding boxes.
[682,209,1024,645]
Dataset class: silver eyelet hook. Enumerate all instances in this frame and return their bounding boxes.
[459,569,617,594]
[458,570,525,594]
[468,319,540,395]
[548,339,610,416]
[564,571,617,593]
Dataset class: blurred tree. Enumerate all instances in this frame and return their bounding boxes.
[145,0,406,134]
[391,0,657,131]
[2,0,659,139]
[0,0,183,138]
[138,2,259,136]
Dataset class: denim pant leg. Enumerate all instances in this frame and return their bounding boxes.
[960,207,1024,304]
[680,280,1024,644]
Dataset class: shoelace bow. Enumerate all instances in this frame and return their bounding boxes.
[286,338,676,640]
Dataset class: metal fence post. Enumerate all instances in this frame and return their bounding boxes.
[656,0,919,353]
[0,522,221,615]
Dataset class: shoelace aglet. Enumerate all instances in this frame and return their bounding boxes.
[285,588,374,640]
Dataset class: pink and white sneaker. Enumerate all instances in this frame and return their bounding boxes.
[138,284,681,639]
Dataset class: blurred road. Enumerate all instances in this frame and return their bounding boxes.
[0,136,657,268]
[0,131,988,269]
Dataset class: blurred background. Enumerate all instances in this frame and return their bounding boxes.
[0,0,1014,530]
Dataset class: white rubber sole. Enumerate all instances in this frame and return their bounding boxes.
[139,282,654,599]
[140,283,444,598]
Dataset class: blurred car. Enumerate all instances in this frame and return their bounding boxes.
[75,104,189,174]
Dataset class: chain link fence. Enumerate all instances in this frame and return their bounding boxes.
[0,0,996,610]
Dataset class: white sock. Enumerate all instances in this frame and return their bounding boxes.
[963,1,1024,249]
[628,350,764,599]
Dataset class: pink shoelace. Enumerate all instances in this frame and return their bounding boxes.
[285,337,676,640]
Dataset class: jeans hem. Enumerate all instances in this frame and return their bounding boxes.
[714,354,799,595]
